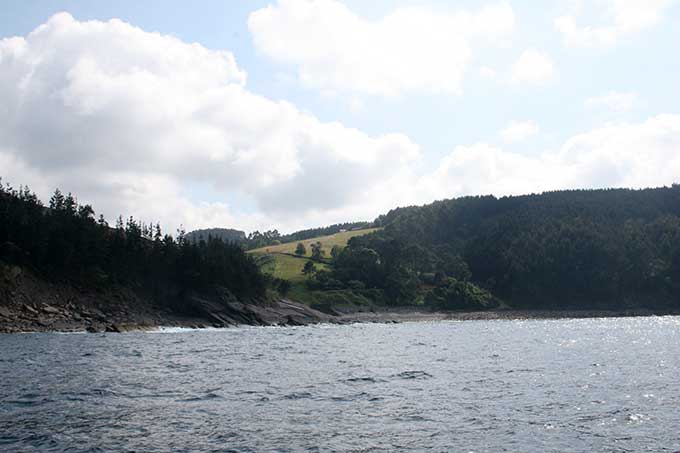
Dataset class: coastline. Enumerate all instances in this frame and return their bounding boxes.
[2,301,679,334]
[339,308,680,324]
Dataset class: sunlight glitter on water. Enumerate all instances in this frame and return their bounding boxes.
[1,316,679,452]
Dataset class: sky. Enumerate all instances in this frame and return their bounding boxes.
[1,0,679,234]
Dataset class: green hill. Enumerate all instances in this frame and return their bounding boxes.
[334,186,680,309]
[249,228,380,257]
[248,227,379,304]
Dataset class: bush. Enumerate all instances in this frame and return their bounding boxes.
[425,278,498,311]
[307,270,344,290]
[277,279,292,296]
[347,279,365,290]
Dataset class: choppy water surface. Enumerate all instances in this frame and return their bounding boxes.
[1,317,680,452]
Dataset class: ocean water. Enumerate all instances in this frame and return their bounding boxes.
[1,317,679,452]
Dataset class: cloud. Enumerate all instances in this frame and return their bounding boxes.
[555,0,674,48]
[585,91,637,111]
[423,143,548,197]
[500,120,540,143]
[479,66,497,80]
[424,115,680,199]
[0,13,420,233]
[510,49,555,85]
[2,13,678,236]
[248,0,515,97]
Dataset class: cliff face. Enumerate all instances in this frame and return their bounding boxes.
[0,263,334,333]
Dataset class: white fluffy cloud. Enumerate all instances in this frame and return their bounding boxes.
[424,115,680,199]
[500,120,540,143]
[0,13,420,232]
[479,66,497,80]
[585,91,637,111]
[2,13,679,235]
[248,0,515,97]
[555,0,675,48]
[510,49,555,85]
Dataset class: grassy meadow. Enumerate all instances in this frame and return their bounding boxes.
[248,227,380,304]
[248,228,380,257]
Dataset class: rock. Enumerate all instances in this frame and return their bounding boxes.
[41,304,61,315]
[23,304,38,315]
[50,320,77,331]
[105,324,122,333]
[6,265,22,281]
[310,303,343,316]
[285,315,305,326]
[84,308,108,322]
[86,325,99,333]
[0,306,12,319]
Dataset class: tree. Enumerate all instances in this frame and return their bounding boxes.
[154,223,163,242]
[330,245,341,259]
[49,189,65,210]
[310,241,325,260]
[302,260,316,275]
[0,180,267,308]
[277,279,292,296]
[295,242,306,256]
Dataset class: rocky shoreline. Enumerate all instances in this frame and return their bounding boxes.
[2,299,679,333]
[341,307,680,324]
[2,264,679,333]
[0,262,339,333]
[0,298,339,333]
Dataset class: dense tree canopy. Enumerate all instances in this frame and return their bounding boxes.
[331,186,680,309]
[0,179,266,310]
[5,177,680,312]
[185,228,247,245]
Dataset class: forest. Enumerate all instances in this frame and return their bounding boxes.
[3,177,680,313]
[184,222,372,250]
[321,186,680,310]
[0,179,266,312]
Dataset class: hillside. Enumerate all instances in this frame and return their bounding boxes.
[331,186,680,310]
[248,228,381,256]
[248,228,380,305]
[0,181,271,331]
[246,186,680,312]
[4,176,680,327]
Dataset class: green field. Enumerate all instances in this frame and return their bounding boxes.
[255,253,328,283]
[248,228,380,258]
[249,228,379,304]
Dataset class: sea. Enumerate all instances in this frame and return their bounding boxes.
[1,316,679,452]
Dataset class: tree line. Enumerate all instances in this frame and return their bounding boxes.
[0,179,266,310]
[184,222,373,251]
[243,222,372,250]
[318,186,680,310]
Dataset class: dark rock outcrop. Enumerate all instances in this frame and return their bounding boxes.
[0,263,337,332]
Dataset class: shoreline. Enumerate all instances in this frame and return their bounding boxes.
[2,303,679,334]
[340,308,680,324]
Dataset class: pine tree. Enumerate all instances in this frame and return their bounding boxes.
[49,189,65,210]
